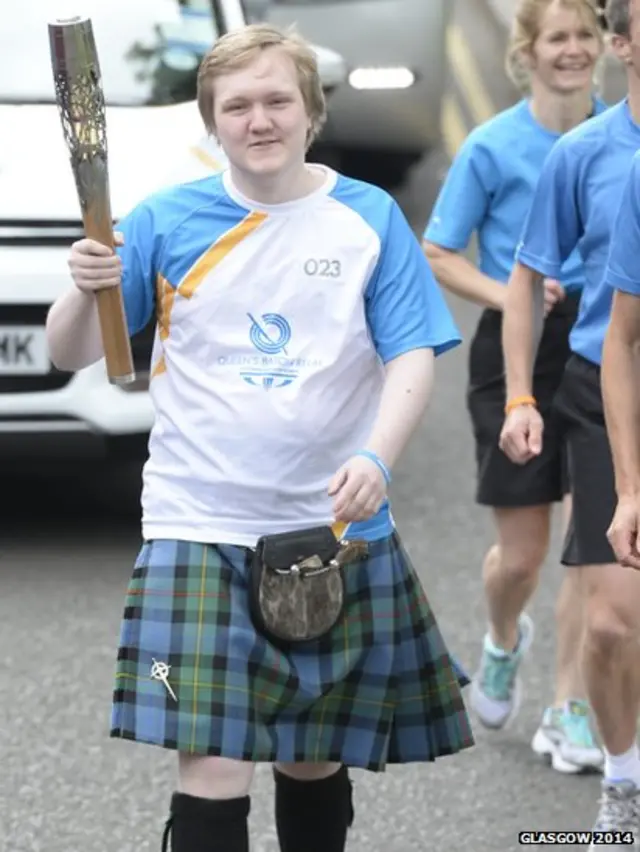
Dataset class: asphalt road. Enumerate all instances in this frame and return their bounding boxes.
[1,3,607,851]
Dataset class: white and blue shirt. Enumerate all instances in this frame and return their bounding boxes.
[116,166,461,546]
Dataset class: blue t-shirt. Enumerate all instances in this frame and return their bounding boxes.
[516,99,640,366]
[424,97,607,289]
[114,167,461,546]
[604,149,640,298]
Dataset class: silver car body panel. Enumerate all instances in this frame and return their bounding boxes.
[263,0,452,154]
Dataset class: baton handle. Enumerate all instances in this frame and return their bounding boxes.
[95,287,135,387]
[82,205,135,386]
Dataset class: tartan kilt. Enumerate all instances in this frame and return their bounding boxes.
[110,531,474,772]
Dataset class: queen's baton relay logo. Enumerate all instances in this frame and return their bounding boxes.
[249,312,291,355]
[217,312,323,390]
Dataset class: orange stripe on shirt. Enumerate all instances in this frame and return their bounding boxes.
[178,211,268,300]
[150,275,177,380]
[150,354,166,379]
[156,274,177,341]
[150,214,266,378]
[332,521,350,540]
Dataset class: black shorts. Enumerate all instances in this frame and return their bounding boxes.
[553,353,617,566]
[466,292,580,508]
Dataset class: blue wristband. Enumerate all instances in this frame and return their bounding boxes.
[355,450,392,485]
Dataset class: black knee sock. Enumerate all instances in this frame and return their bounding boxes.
[161,791,250,852]
[273,766,354,852]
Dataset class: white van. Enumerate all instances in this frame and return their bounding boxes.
[0,0,345,466]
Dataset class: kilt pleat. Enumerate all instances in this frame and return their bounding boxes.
[110,532,474,771]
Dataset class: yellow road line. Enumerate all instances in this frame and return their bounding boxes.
[441,93,468,160]
[446,24,497,127]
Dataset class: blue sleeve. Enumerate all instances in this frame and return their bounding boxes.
[516,140,581,278]
[366,200,462,363]
[423,131,498,250]
[604,153,640,296]
[115,202,158,336]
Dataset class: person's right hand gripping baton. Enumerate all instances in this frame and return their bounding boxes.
[68,232,124,294]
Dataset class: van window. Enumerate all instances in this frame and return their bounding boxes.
[0,0,219,106]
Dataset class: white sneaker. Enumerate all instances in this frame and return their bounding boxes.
[469,613,534,729]
[589,779,640,850]
[531,701,603,774]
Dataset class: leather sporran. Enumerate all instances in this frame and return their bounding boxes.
[248,526,368,647]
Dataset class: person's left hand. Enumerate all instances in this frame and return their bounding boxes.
[543,278,566,316]
[328,455,388,523]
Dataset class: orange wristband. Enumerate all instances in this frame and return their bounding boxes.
[504,395,537,415]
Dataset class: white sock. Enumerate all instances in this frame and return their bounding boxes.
[604,744,640,786]
[485,627,521,658]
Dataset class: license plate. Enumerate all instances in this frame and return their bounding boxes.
[0,325,50,375]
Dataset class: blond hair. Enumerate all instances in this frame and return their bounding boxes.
[506,0,604,91]
[197,23,327,149]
